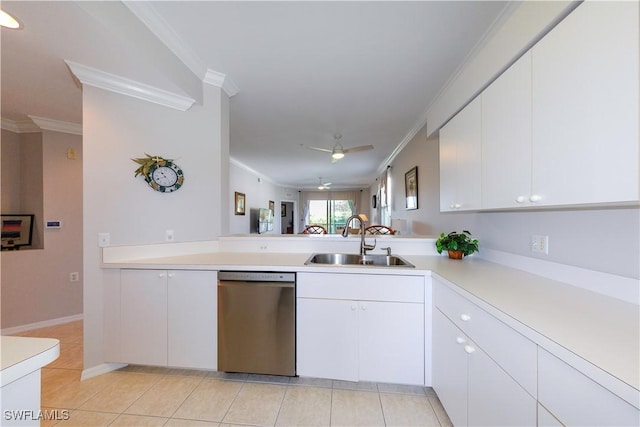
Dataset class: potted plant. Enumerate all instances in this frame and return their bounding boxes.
[435,230,479,259]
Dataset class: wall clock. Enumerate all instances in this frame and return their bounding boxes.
[133,154,184,193]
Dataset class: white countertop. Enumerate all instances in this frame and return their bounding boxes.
[1,336,60,387]
[102,250,639,405]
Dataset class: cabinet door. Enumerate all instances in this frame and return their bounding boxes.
[432,309,468,427]
[538,348,640,426]
[531,1,639,206]
[296,298,358,381]
[439,97,482,211]
[358,301,424,385]
[121,269,168,366]
[168,270,217,370]
[467,341,536,427]
[482,52,532,209]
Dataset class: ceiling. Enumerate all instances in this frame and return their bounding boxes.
[1,1,509,189]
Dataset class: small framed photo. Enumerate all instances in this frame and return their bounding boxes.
[269,200,275,214]
[1,214,34,250]
[281,204,287,217]
[405,166,418,210]
[234,192,246,215]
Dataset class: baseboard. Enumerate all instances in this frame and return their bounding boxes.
[1,313,84,335]
[81,363,128,380]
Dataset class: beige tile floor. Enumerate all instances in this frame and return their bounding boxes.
[14,321,452,426]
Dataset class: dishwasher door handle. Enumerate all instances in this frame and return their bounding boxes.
[218,281,294,288]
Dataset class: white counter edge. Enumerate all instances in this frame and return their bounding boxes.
[1,337,60,387]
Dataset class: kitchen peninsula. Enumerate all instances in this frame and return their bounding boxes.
[1,336,60,426]
[100,234,639,426]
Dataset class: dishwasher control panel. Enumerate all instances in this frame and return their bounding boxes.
[218,271,295,282]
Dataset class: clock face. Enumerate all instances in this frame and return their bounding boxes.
[147,161,184,193]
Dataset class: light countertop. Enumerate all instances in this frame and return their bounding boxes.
[102,251,639,405]
[1,336,60,387]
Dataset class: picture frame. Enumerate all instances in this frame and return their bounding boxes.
[269,200,275,214]
[1,214,34,250]
[404,166,418,210]
[281,204,287,217]
[234,192,246,215]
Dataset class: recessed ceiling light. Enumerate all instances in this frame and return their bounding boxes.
[0,9,21,29]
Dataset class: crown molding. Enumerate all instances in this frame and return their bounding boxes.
[123,1,239,98]
[65,60,196,111]
[1,117,41,133]
[123,1,207,80]
[29,116,82,135]
[204,69,239,98]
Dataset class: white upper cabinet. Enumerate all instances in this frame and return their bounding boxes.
[441,1,639,210]
[439,96,482,212]
[531,1,639,206]
[482,52,533,209]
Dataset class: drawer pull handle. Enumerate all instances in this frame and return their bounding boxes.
[351,304,357,311]
[455,337,466,344]
[158,273,166,278]
[168,273,175,278]
[361,304,367,311]
[464,345,475,354]
[460,314,471,321]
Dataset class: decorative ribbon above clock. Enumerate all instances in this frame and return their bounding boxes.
[132,153,184,193]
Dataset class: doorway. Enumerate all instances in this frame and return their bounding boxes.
[280,201,295,234]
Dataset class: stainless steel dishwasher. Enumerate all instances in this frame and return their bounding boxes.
[218,271,296,376]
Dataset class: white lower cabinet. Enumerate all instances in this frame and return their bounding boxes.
[167,270,217,370]
[538,348,640,426]
[120,269,217,369]
[433,309,536,427]
[121,269,168,366]
[296,272,425,385]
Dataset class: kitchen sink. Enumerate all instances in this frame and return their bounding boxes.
[304,253,415,268]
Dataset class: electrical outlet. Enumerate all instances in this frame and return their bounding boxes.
[98,232,110,247]
[165,229,174,242]
[69,272,79,282]
[531,235,549,254]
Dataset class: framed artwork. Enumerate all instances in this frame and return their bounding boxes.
[269,200,275,214]
[234,192,246,215]
[405,166,418,210]
[281,204,286,217]
[1,214,34,250]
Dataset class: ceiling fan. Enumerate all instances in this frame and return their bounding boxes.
[309,134,374,163]
[317,177,332,190]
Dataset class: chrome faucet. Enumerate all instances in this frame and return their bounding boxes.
[342,214,376,255]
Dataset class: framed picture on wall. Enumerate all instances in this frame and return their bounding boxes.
[234,192,246,215]
[1,214,34,250]
[405,166,418,210]
[281,204,287,217]
[269,200,274,214]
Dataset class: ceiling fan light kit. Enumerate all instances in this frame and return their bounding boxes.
[309,134,373,163]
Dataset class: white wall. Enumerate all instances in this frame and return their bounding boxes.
[1,130,83,329]
[82,83,228,370]
[386,126,640,280]
[229,161,299,234]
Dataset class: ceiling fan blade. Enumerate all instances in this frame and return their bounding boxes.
[308,146,333,153]
[343,144,374,153]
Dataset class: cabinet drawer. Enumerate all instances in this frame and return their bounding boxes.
[538,348,640,426]
[434,280,537,396]
[297,272,424,302]
[434,279,476,334]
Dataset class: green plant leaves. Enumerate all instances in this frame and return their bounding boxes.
[435,230,479,256]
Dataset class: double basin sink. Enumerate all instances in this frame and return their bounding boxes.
[305,253,414,268]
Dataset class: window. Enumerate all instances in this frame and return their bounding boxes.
[307,199,354,234]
